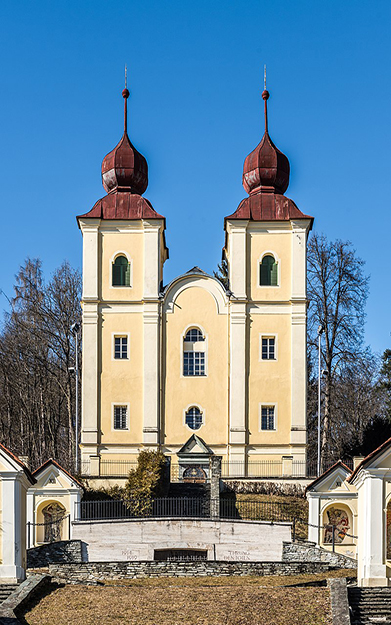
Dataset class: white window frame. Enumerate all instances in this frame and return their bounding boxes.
[259,403,277,431]
[183,403,205,431]
[259,334,278,361]
[257,251,280,289]
[112,403,130,431]
[109,251,133,289]
[112,333,130,361]
[181,324,208,378]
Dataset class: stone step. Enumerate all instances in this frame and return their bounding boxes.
[0,585,18,603]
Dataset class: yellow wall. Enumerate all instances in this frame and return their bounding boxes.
[248,229,292,303]
[100,312,144,445]
[101,228,144,302]
[248,313,291,446]
[163,286,228,446]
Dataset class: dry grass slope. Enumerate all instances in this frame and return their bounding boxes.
[24,571,355,625]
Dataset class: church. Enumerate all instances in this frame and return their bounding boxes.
[77,85,313,480]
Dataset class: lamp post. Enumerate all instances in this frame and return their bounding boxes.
[317,323,325,477]
[71,322,80,474]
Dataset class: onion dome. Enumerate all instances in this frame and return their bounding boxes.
[101,88,148,195]
[242,89,290,195]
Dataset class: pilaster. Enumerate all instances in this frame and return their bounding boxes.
[0,474,29,582]
[356,471,387,587]
[229,302,247,452]
[143,303,161,446]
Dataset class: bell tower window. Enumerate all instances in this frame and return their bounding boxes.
[260,255,278,286]
[112,255,131,287]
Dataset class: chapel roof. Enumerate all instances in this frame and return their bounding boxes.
[305,460,352,494]
[348,436,391,484]
[0,442,36,484]
[33,458,84,489]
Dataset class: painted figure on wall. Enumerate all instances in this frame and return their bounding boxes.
[323,507,350,544]
[42,502,65,543]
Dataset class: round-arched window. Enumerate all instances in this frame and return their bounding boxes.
[112,255,131,287]
[260,255,278,286]
[185,407,203,430]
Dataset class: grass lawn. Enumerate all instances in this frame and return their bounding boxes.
[24,570,354,625]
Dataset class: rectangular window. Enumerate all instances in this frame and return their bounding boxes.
[113,405,128,430]
[114,336,128,360]
[261,406,275,430]
[262,337,275,360]
[183,352,205,376]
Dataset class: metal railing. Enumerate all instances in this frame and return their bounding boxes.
[80,458,354,480]
[76,497,211,521]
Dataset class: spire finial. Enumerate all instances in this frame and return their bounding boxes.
[125,64,127,89]
[262,64,269,134]
[122,65,130,135]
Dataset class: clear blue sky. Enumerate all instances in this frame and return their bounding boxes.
[0,0,390,353]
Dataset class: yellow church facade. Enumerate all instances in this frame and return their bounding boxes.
[78,86,313,478]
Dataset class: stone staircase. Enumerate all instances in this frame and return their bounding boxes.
[348,587,391,624]
[0,583,18,604]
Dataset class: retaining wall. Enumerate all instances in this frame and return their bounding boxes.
[282,541,357,569]
[71,518,291,562]
[27,540,84,568]
[49,560,338,583]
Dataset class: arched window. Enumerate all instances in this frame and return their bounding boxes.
[260,255,278,286]
[112,255,131,287]
[185,406,203,430]
[183,327,206,376]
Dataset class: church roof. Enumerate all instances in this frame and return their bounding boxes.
[226,86,313,225]
[77,86,166,227]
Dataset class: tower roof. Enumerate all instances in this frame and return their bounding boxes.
[242,89,290,195]
[101,88,148,195]
[77,85,165,224]
[226,83,313,224]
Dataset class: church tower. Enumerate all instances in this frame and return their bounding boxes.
[77,87,168,471]
[78,82,312,480]
[223,86,313,469]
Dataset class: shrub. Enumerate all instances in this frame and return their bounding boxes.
[123,450,168,514]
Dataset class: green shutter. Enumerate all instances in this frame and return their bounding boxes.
[260,264,270,285]
[124,262,131,286]
[271,262,278,286]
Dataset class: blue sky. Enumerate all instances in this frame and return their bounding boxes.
[0,0,390,353]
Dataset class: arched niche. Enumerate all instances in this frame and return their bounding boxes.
[36,500,66,544]
[321,503,353,546]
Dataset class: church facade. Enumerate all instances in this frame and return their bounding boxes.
[77,86,313,478]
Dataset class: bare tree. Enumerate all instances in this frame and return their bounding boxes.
[0,258,81,471]
[307,233,370,469]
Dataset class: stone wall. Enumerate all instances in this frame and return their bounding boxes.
[27,540,84,568]
[71,518,291,562]
[282,541,357,569]
[49,560,338,584]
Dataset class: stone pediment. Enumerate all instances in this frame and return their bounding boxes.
[177,435,214,459]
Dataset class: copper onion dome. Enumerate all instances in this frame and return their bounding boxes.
[242,89,290,195]
[101,88,148,195]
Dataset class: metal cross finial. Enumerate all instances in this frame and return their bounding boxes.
[264,64,266,90]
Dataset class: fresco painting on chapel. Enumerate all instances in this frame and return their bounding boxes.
[323,507,350,544]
